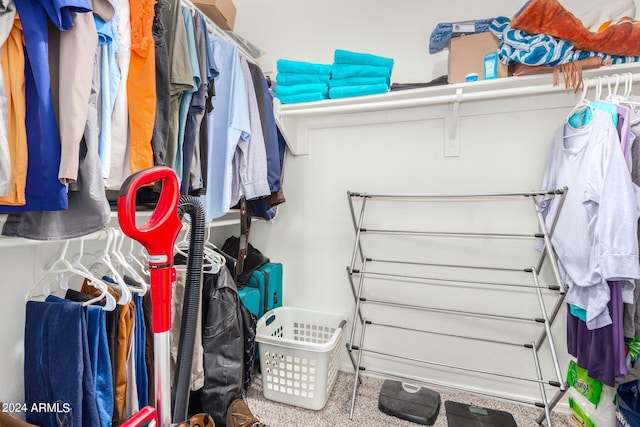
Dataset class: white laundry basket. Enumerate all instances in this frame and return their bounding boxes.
[256,307,347,410]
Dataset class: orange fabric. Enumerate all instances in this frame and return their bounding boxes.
[81,280,135,425]
[511,0,640,57]
[127,0,156,173]
[0,16,27,206]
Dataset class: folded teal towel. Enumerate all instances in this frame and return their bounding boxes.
[334,49,394,69]
[275,92,329,104]
[276,73,331,85]
[276,59,332,75]
[331,64,391,79]
[329,84,389,99]
[275,83,329,97]
[329,76,390,88]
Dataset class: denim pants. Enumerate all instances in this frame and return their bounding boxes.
[133,293,148,408]
[25,299,100,427]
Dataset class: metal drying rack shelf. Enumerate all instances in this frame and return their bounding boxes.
[344,189,569,426]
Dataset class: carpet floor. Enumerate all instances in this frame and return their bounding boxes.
[244,371,573,426]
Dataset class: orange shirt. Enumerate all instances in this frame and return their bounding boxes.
[0,15,27,206]
[127,0,156,173]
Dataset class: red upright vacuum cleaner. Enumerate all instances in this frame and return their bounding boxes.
[116,166,191,427]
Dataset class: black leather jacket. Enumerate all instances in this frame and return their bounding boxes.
[200,268,255,427]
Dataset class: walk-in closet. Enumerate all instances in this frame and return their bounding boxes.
[1,0,640,426]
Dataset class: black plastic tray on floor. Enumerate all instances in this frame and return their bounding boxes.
[444,401,517,427]
[378,380,441,425]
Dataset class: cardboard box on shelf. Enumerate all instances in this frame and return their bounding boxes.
[448,32,510,83]
[195,0,236,31]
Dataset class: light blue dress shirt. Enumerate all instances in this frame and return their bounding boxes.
[201,36,250,221]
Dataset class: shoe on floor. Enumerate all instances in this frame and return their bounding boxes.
[175,413,215,427]
[188,413,214,427]
[226,399,267,427]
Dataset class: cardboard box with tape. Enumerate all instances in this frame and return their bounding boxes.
[195,0,236,31]
[448,32,510,83]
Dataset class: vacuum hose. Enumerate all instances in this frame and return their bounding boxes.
[172,195,205,423]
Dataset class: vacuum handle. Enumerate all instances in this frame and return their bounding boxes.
[119,406,157,426]
[117,167,182,266]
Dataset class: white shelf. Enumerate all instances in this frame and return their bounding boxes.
[275,62,640,155]
[0,211,240,248]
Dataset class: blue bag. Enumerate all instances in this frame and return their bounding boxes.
[246,262,283,318]
[617,379,640,427]
[238,286,261,318]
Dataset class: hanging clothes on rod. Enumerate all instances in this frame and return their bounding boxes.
[24,297,105,427]
[0,0,280,242]
[23,233,156,427]
[539,73,640,387]
[0,0,71,215]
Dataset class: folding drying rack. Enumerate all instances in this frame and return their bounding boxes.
[345,189,568,426]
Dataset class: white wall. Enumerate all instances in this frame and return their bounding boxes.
[0,0,636,420]
[231,0,640,415]
[232,0,608,81]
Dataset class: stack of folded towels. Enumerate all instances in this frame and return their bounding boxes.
[329,49,394,99]
[274,59,332,104]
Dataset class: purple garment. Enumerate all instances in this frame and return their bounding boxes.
[567,281,627,387]
[616,106,632,172]
[611,281,628,379]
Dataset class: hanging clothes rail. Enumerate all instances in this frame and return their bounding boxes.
[345,189,568,426]
[277,65,640,118]
[0,210,241,248]
[276,63,640,155]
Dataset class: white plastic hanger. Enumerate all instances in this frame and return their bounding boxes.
[71,237,117,311]
[126,238,150,278]
[595,76,603,101]
[566,77,595,131]
[175,219,224,274]
[25,240,74,301]
[111,228,149,295]
[204,224,225,273]
[566,77,592,120]
[174,219,192,260]
[86,228,132,305]
[618,72,640,107]
[25,239,117,312]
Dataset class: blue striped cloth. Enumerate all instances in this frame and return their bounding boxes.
[490,16,640,67]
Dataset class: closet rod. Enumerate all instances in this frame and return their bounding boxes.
[364,298,544,323]
[279,71,640,117]
[357,270,557,290]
